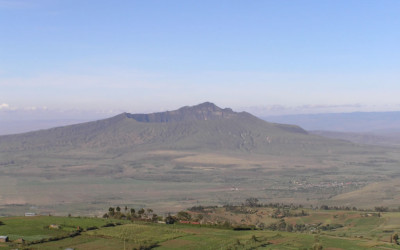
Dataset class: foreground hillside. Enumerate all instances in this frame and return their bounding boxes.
[1,103,400,215]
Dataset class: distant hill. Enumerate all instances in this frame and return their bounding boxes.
[311,130,400,147]
[263,111,400,133]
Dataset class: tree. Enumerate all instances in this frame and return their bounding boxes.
[165,214,176,224]
[393,233,399,245]
[286,224,293,232]
[245,198,259,207]
[176,211,191,221]
[320,205,329,210]
[116,206,121,212]
[130,208,135,215]
[138,208,145,218]
[194,214,203,222]
[375,206,389,212]
[277,219,286,231]
[108,207,115,216]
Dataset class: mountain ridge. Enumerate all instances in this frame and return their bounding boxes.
[126,102,243,123]
[0,102,321,155]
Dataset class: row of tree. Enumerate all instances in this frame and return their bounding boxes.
[261,219,343,233]
[223,197,400,213]
[102,206,204,225]
[103,206,158,222]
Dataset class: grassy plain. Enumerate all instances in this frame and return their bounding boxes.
[2,147,400,216]
[0,216,127,241]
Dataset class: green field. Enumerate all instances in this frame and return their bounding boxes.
[0,216,127,242]
[1,208,400,249]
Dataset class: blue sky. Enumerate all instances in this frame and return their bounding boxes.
[1,0,400,116]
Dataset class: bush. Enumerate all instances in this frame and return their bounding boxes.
[233,226,252,231]
[375,206,389,212]
[319,224,343,231]
[102,223,116,227]
[86,226,99,231]
[165,215,176,224]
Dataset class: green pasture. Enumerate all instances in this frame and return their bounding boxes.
[0,216,126,241]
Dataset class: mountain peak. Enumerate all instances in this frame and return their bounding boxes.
[193,102,220,109]
[179,102,231,112]
[126,102,237,123]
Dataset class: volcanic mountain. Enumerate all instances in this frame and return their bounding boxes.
[0,102,352,155]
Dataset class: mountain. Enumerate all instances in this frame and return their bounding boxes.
[1,102,400,216]
[311,130,400,147]
[0,102,333,156]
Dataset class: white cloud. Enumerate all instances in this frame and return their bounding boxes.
[0,103,10,110]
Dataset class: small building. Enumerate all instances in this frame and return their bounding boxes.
[0,236,9,242]
[25,212,36,217]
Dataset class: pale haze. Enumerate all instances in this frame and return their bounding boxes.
[1,0,400,122]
